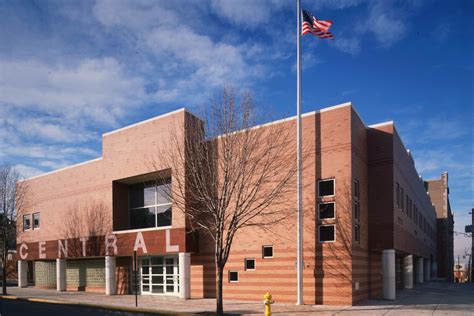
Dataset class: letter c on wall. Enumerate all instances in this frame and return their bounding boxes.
[19,243,28,260]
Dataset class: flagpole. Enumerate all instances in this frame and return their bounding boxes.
[296,0,304,306]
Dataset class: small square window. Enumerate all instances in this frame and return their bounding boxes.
[354,224,360,243]
[262,246,273,258]
[354,201,360,221]
[23,215,31,231]
[318,179,335,197]
[318,225,335,242]
[244,258,255,270]
[318,202,335,220]
[228,271,238,282]
[33,212,40,229]
[354,179,360,199]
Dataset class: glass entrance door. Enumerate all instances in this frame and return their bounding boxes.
[140,256,179,295]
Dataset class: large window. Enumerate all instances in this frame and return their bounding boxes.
[129,179,172,229]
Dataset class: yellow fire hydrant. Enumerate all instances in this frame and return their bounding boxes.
[263,292,274,316]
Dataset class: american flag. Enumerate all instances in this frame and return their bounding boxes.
[301,9,334,39]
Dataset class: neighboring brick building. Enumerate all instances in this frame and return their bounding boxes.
[425,172,455,281]
[16,103,440,305]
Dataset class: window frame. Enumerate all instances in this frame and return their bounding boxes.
[396,182,400,208]
[318,201,336,221]
[317,178,336,198]
[228,271,239,283]
[129,179,172,230]
[23,214,31,231]
[32,212,40,230]
[354,224,360,243]
[244,258,256,271]
[354,179,360,200]
[262,245,274,258]
[318,224,336,243]
[354,201,360,222]
[400,187,404,212]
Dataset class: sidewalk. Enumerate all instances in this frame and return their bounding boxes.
[1,281,473,315]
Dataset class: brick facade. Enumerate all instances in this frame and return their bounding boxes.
[16,103,445,305]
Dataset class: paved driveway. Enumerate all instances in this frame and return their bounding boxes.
[1,281,473,315]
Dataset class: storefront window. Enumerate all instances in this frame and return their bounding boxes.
[129,179,172,229]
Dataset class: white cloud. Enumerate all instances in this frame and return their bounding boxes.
[210,0,289,28]
[0,58,147,126]
[313,0,365,10]
[364,2,407,48]
[14,164,45,179]
[331,36,361,55]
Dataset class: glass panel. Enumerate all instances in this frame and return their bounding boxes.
[152,285,164,293]
[130,183,145,208]
[33,213,40,229]
[166,285,174,292]
[142,277,149,284]
[318,179,334,196]
[263,246,273,258]
[156,181,171,204]
[157,205,172,227]
[143,285,149,291]
[130,207,156,229]
[152,276,163,284]
[165,258,174,265]
[166,266,174,275]
[141,266,149,274]
[151,257,163,265]
[245,259,255,270]
[143,184,156,206]
[319,225,335,242]
[166,276,174,285]
[229,271,238,282]
[152,266,163,274]
[142,259,150,266]
[318,203,335,219]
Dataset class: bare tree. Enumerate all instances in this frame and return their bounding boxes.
[156,87,298,315]
[61,200,110,257]
[0,165,28,294]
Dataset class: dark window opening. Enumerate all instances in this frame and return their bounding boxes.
[262,246,273,258]
[318,202,335,220]
[318,179,335,197]
[319,225,335,242]
[33,212,40,229]
[244,258,255,270]
[228,271,238,282]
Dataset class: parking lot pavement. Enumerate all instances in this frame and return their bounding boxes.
[1,281,473,315]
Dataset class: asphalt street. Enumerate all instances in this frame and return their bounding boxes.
[0,298,177,316]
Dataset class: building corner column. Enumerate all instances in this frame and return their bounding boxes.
[403,254,413,289]
[416,257,424,283]
[18,260,27,288]
[179,252,190,299]
[382,249,396,300]
[105,256,116,295]
[56,258,66,291]
[424,259,430,282]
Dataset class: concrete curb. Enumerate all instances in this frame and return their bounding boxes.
[0,295,201,315]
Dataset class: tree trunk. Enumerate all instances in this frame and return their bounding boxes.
[2,238,7,295]
[216,264,224,315]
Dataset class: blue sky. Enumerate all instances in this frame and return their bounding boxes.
[0,0,472,262]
